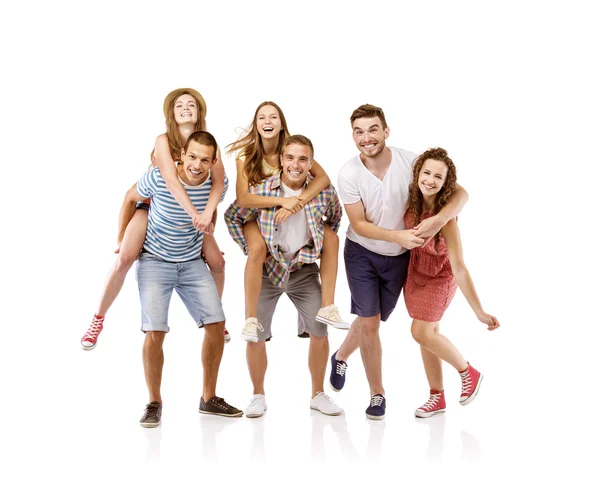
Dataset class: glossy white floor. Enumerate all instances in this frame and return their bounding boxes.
[2,1,597,478]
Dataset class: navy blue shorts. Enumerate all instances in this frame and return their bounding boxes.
[344,239,410,321]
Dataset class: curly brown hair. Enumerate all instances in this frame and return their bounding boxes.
[407,148,457,249]
[226,101,290,187]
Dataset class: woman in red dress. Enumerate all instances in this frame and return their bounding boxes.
[403,148,500,418]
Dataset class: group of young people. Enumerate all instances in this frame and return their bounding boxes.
[81,88,500,428]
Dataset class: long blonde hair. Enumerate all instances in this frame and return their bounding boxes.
[226,101,290,186]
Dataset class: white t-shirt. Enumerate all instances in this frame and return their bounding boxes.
[337,146,417,256]
[276,181,312,263]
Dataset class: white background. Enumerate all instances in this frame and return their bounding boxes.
[1,1,598,478]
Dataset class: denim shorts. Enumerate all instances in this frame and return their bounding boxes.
[136,252,225,332]
[344,239,409,321]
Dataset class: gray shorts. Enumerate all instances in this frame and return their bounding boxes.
[257,263,327,341]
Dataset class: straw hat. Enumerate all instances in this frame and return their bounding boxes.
[162,88,207,119]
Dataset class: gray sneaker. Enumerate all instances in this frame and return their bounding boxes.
[199,396,243,417]
[140,401,162,428]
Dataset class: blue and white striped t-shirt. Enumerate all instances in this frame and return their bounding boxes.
[137,168,228,262]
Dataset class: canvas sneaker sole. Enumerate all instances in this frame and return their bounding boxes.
[199,409,243,418]
[140,420,160,428]
[460,374,483,406]
[316,315,350,329]
[240,333,259,342]
[80,342,97,351]
[310,406,341,416]
[366,413,385,421]
[245,408,266,418]
[415,408,446,418]
[329,382,341,393]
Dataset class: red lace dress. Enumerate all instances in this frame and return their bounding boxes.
[403,211,457,322]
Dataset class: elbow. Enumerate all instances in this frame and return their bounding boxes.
[451,262,468,278]
[236,195,250,209]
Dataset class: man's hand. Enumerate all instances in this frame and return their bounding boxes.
[274,208,294,225]
[280,196,303,213]
[390,229,425,249]
[414,214,444,239]
[193,211,213,232]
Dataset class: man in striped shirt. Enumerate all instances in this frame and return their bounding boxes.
[224,135,344,418]
[120,131,242,427]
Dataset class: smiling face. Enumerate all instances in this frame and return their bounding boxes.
[352,116,389,158]
[179,140,216,186]
[255,104,283,141]
[418,158,449,199]
[280,143,313,190]
[173,94,198,126]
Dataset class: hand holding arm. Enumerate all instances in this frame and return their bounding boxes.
[345,201,424,249]
[274,208,294,225]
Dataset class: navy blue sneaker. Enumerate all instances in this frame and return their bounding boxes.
[366,394,386,420]
[329,351,348,392]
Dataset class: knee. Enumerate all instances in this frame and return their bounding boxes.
[309,334,328,348]
[115,251,137,271]
[247,239,267,262]
[411,323,429,345]
[144,331,165,346]
[359,317,380,337]
[209,254,225,273]
[247,340,266,352]
[204,321,225,339]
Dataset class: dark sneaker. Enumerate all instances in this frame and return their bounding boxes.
[329,351,348,392]
[139,401,162,428]
[199,396,243,417]
[366,394,386,420]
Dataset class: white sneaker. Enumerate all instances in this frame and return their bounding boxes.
[310,392,342,416]
[241,317,264,343]
[245,394,267,418]
[316,305,350,329]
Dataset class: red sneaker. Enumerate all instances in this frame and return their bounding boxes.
[81,315,104,351]
[224,328,231,343]
[459,364,483,406]
[415,390,446,418]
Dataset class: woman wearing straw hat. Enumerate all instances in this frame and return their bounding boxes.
[81,88,230,350]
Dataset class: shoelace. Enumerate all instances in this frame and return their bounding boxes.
[315,392,334,403]
[460,369,472,395]
[83,318,103,340]
[144,403,160,417]
[244,319,264,334]
[213,397,234,410]
[370,395,384,407]
[421,394,441,411]
[335,361,347,376]
[249,396,264,407]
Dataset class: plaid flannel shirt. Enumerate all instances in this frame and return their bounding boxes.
[224,174,343,288]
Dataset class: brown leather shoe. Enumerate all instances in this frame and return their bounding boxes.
[199,396,243,417]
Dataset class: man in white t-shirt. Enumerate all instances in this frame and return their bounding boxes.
[330,104,469,420]
[225,135,344,418]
